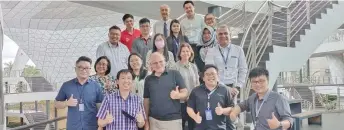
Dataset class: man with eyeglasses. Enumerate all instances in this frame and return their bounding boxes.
[230,67,293,130]
[187,64,234,130]
[143,52,188,130]
[55,56,104,130]
[204,13,217,30]
[96,25,130,77]
[132,18,153,66]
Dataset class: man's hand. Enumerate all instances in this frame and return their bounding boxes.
[193,112,202,124]
[230,87,239,96]
[170,86,181,99]
[267,112,280,129]
[215,103,224,115]
[136,110,145,127]
[66,94,78,107]
[105,110,114,124]
[229,112,237,121]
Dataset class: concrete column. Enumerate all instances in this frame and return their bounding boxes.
[208,6,222,18]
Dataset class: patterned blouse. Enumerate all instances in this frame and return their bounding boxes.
[89,74,117,94]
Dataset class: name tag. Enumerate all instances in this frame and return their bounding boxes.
[79,104,84,111]
[205,110,213,120]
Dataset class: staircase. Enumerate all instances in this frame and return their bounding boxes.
[221,0,344,129]
[24,77,55,92]
[24,112,55,130]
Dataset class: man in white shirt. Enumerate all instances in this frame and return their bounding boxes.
[153,4,172,37]
[181,1,205,45]
[205,24,248,130]
[96,25,130,77]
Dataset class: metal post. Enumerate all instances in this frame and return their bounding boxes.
[0,4,5,129]
[19,102,23,125]
[337,87,340,109]
[312,86,316,109]
[34,101,38,112]
[46,100,50,119]
[54,108,58,130]
[286,7,291,47]
[268,2,273,46]
[306,0,310,24]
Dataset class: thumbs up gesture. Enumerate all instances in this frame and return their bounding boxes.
[193,112,202,124]
[105,110,114,124]
[136,110,145,127]
[66,94,78,107]
[267,112,281,129]
[170,86,181,99]
[215,103,224,115]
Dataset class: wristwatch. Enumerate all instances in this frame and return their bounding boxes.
[279,122,283,129]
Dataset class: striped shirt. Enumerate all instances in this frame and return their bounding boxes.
[96,41,130,77]
[97,91,146,130]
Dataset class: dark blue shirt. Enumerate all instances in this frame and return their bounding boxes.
[55,78,104,130]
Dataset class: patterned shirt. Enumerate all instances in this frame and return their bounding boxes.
[89,74,117,94]
[96,41,130,77]
[97,91,146,130]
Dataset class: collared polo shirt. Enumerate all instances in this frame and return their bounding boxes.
[97,91,146,130]
[131,36,153,66]
[96,41,130,77]
[204,44,248,87]
[187,84,234,130]
[55,78,104,130]
[238,91,293,130]
[143,69,187,121]
[120,29,141,52]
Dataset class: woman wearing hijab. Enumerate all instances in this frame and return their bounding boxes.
[195,26,217,72]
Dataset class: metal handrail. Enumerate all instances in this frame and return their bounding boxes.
[8,116,67,130]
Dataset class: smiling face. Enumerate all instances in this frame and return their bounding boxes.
[184,3,195,17]
[129,55,142,70]
[250,75,269,94]
[171,22,180,34]
[216,27,230,45]
[108,29,121,43]
[180,46,191,61]
[203,29,211,42]
[117,72,133,91]
[95,59,109,75]
[75,61,91,79]
[205,14,216,27]
[203,67,219,86]
[160,5,170,20]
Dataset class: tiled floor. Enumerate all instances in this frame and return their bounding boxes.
[300,112,344,130]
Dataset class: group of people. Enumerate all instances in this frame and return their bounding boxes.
[55,1,294,130]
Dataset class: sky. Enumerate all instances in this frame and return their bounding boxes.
[2,35,35,68]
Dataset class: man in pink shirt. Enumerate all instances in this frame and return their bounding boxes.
[120,14,141,52]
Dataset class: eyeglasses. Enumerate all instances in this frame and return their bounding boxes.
[251,80,266,85]
[204,72,217,77]
[76,67,91,71]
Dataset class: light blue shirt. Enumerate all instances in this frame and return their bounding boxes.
[181,14,205,43]
[96,41,130,77]
[205,43,248,87]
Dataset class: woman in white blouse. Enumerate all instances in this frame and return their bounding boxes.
[146,33,175,71]
[128,53,148,98]
[173,43,200,130]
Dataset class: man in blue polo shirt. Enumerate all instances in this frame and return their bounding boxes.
[55,56,104,130]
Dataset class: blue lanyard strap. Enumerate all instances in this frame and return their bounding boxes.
[218,46,231,66]
[255,91,270,118]
[207,87,218,109]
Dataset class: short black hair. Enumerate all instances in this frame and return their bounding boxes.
[76,56,92,65]
[139,18,150,25]
[109,25,121,32]
[248,67,269,79]
[122,14,134,22]
[94,56,111,75]
[203,64,218,73]
[183,1,194,8]
[116,69,134,80]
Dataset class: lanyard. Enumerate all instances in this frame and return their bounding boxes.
[173,37,180,48]
[255,91,270,118]
[218,46,231,66]
[77,84,85,103]
[134,76,140,94]
[207,87,218,110]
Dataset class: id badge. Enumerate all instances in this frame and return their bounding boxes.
[224,68,230,79]
[205,109,212,120]
[79,104,84,111]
